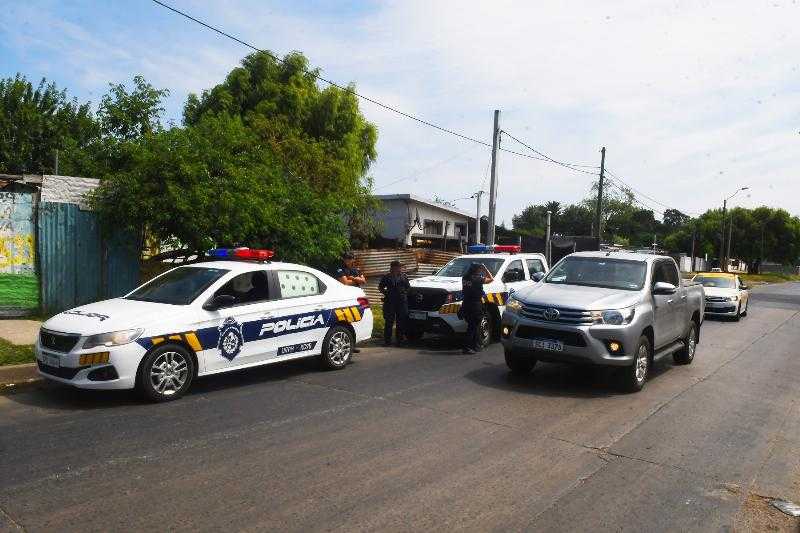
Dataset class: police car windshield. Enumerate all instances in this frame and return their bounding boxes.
[126,267,229,305]
[544,257,647,291]
[436,258,505,277]
[693,276,736,289]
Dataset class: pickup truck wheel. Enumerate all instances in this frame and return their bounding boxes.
[733,303,742,321]
[673,322,697,364]
[505,350,536,374]
[621,336,650,392]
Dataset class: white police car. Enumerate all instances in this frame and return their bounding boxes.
[35,248,373,401]
[406,245,549,347]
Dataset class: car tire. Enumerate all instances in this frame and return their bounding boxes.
[319,325,353,370]
[137,343,195,402]
[734,303,742,321]
[742,300,748,317]
[673,321,697,365]
[505,349,536,374]
[477,310,492,349]
[621,335,650,393]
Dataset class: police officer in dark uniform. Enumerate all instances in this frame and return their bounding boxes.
[378,260,410,346]
[461,262,494,354]
[335,251,366,352]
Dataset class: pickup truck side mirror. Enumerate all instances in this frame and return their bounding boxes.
[203,294,236,311]
[503,269,524,283]
[652,282,677,295]
[740,284,749,290]
[531,271,545,282]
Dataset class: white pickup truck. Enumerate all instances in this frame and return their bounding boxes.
[406,247,548,348]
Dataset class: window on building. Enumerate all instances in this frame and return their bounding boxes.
[423,220,444,235]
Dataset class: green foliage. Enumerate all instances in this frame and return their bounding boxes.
[0,74,98,174]
[0,339,35,367]
[93,51,379,265]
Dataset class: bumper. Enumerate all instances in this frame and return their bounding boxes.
[35,340,146,390]
[500,313,641,367]
[353,309,374,343]
[407,310,466,335]
[704,302,738,316]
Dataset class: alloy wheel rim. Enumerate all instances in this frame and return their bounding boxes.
[329,331,352,365]
[150,351,188,396]
[479,316,490,345]
[688,327,696,359]
[635,345,648,383]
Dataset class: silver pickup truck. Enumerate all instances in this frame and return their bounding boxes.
[500,251,705,391]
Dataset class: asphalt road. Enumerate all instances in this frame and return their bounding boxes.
[2,283,800,532]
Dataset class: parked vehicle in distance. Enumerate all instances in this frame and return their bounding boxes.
[501,252,705,391]
[692,272,749,320]
[407,245,548,348]
[35,248,372,402]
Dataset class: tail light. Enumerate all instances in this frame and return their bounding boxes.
[357,297,370,309]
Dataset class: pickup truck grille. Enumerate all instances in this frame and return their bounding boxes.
[39,330,81,352]
[408,288,449,312]
[519,304,594,325]
[705,296,727,302]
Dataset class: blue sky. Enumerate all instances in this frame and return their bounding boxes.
[2,1,799,224]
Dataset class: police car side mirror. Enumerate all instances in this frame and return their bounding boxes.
[204,294,236,311]
[532,272,545,282]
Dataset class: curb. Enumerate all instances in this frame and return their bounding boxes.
[0,363,42,391]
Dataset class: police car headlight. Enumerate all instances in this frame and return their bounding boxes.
[591,308,635,325]
[505,298,523,314]
[82,328,144,349]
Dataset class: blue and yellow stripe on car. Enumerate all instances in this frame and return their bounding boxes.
[149,331,204,352]
[483,292,508,305]
[335,306,363,323]
[439,303,462,314]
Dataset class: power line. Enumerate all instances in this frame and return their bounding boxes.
[374,143,484,191]
[500,130,601,176]
[604,168,698,216]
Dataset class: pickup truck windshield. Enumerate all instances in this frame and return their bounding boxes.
[126,266,229,305]
[436,258,505,277]
[693,275,736,289]
[545,257,647,291]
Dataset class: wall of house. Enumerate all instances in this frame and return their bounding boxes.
[379,199,470,246]
[0,183,38,315]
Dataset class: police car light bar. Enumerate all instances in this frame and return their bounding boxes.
[207,248,275,261]
[467,244,520,254]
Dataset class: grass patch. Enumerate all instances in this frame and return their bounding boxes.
[371,303,385,339]
[0,338,35,366]
[0,273,39,309]
[741,273,800,285]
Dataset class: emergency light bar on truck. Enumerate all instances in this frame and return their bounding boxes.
[207,247,275,261]
[467,244,521,254]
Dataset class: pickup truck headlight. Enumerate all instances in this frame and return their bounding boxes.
[591,307,635,325]
[505,297,523,314]
[727,295,739,302]
[82,329,144,349]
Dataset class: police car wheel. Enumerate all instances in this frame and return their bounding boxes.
[137,344,195,402]
[320,326,353,370]
[477,311,492,349]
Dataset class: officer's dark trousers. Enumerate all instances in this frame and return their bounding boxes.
[383,299,408,343]
[463,304,482,351]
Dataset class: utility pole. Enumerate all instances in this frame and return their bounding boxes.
[595,147,606,243]
[473,190,485,244]
[719,199,727,271]
[545,210,552,266]
[487,110,501,246]
[690,224,697,272]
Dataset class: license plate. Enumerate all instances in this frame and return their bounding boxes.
[408,311,427,320]
[41,353,60,367]
[532,339,563,352]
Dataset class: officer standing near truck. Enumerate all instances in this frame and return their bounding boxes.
[378,260,410,346]
[461,262,494,354]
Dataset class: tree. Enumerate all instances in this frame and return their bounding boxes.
[663,208,690,228]
[98,75,169,141]
[0,74,98,174]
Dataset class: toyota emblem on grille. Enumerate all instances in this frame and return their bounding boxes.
[543,308,560,321]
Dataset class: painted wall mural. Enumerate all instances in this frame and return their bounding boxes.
[0,189,38,312]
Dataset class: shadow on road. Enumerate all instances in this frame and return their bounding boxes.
[463,355,673,399]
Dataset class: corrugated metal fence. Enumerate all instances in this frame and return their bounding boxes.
[353,248,457,304]
[38,202,139,315]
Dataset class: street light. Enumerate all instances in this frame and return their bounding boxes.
[720,186,749,271]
